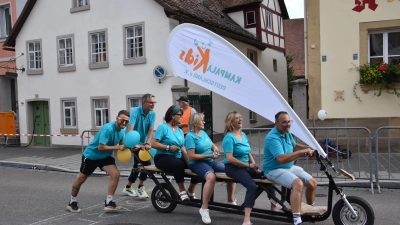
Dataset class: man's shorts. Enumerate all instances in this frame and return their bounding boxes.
[264,165,312,188]
[189,160,225,180]
[80,155,115,176]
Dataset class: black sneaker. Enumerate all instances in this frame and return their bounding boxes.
[104,200,122,211]
[67,201,81,213]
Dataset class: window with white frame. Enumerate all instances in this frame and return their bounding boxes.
[57,34,76,72]
[63,100,76,127]
[59,37,73,66]
[127,25,143,59]
[247,50,258,66]
[123,22,146,65]
[246,11,255,25]
[70,0,90,13]
[369,30,400,65]
[60,98,78,134]
[26,39,43,75]
[249,110,257,122]
[28,42,41,69]
[266,11,273,30]
[129,98,141,108]
[91,32,106,63]
[88,29,109,69]
[126,95,143,110]
[0,4,12,38]
[93,99,108,127]
[76,0,88,7]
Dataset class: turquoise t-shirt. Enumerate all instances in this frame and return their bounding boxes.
[153,123,184,158]
[128,106,156,144]
[83,121,125,160]
[222,132,251,164]
[184,130,213,165]
[263,126,297,173]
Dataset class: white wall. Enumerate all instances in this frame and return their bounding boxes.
[228,11,245,28]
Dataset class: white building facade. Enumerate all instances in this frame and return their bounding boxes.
[5,0,289,146]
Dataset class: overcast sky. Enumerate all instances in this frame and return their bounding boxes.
[284,0,304,19]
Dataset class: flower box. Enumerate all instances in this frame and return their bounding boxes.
[359,83,400,93]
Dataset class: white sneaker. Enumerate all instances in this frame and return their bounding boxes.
[199,208,211,224]
[122,187,137,197]
[137,186,149,198]
[227,199,237,205]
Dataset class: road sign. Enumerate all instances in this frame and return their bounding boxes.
[153,65,167,79]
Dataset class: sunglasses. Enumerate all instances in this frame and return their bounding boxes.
[118,117,129,124]
[174,114,183,117]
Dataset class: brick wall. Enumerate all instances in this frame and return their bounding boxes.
[283,18,305,78]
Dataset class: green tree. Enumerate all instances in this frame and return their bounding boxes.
[286,55,296,107]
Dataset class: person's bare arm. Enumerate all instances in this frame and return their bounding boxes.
[98,143,125,151]
[151,139,179,152]
[226,152,258,169]
[181,145,189,164]
[187,148,214,160]
[275,148,314,164]
[144,126,154,150]
[211,142,219,155]
[294,143,310,151]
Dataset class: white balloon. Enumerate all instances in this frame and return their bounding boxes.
[318,110,327,120]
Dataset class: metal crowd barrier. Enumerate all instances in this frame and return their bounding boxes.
[375,126,400,193]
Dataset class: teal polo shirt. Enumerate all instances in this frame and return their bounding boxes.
[184,130,213,165]
[128,106,156,144]
[83,121,125,160]
[263,126,296,173]
[222,132,251,164]
[153,123,184,159]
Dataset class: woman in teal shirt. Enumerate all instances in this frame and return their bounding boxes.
[151,105,199,201]
[222,111,263,225]
[185,113,236,224]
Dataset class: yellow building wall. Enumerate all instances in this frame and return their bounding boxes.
[307,0,400,119]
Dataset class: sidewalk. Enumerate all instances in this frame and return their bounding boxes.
[1,143,399,190]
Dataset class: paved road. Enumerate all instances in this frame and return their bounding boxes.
[0,166,398,225]
[1,145,399,191]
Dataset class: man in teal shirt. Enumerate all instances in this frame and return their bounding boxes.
[67,110,129,213]
[263,111,317,225]
[123,94,156,198]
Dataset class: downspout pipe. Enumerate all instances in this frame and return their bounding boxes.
[304,0,308,79]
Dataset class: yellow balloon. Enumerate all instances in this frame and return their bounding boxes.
[117,148,131,163]
[139,149,152,161]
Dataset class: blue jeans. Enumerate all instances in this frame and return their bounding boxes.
[189,160,225,180]
[225,163,264,208]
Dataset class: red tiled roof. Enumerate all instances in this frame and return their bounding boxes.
[283,18,305,77]
[155,0,268,50]
[221,0,262,9]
